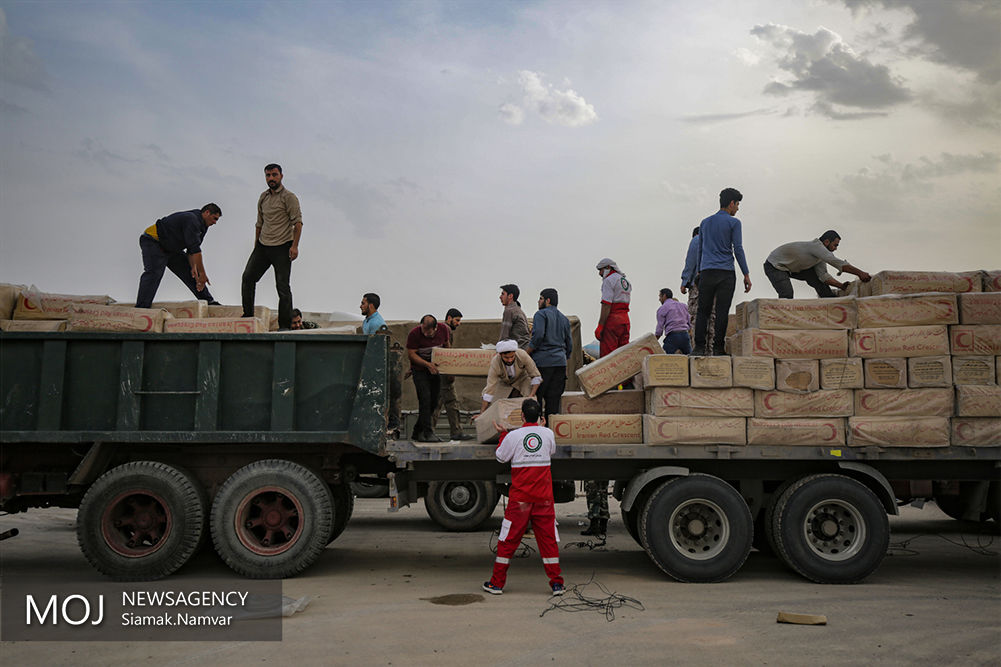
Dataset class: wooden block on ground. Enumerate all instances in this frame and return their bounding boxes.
[951,418,1001,446]
[775,359,819,394]
[847,416,950,447]
[732,356,775,390]
[575,333,661,398]
[753,389,853,418]
[955,385,1001,417]
[646,387,753,417]
[854,388,953,417]
[863,358,908,389]
[558,390,645,415]
[777,612,828,626]
[907,356,952,388]
[950,325,1001,356]
[641,354,689,386]
[690,356,732,388]
[732,329,848,359]
[550,414,643,444]
[744,297,855,330]
[747,418,845,446]
[851,325,950,358]
[431,348,495,376]
[642,415,746,445]
[820,358,863,389]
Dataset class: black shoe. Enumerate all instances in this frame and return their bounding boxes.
[416,432,442,443]
[450,434,474,441]
[580,518,601,536]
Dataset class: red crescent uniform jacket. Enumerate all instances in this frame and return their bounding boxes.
[496,422,556,504]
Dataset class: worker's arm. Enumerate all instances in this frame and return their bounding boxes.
[595,302,611,339]
[842,263,871,283]
[290,222,302,261]
[188,252,209,291]
[407,348,438,374]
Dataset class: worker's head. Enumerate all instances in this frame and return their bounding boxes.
[521,398,542,424]
[500,284,520,306]
[420,314,438,336]
[445,307,463,330]
[719,187,742,213]
[496,339,518,364]
[265,163,283,190]
[539,288,558,309]
[820,230,841,252]
[596,258,619,279]
[659,288,672,303]
[291,308,304,330]
[200,203,222,226]
[360,293,380,316]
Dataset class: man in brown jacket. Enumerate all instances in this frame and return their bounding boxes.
[498,284,531,349]
[478,339,542,414]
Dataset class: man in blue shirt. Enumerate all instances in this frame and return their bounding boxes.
[360,292,388,334]
[693,188,751,356]
[527,288,574,421]
[136,203,221,308]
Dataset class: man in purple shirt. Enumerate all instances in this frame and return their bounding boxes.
[655,288,692,355]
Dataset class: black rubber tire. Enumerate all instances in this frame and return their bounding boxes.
[757,478,798,556]
[210,459,333,579]
[638,474,753,583]
[329,483,354,543]
[77,461,205,581]
[352,478,388,499]
[772,474,888,584]
[621,503,642,546]
[424,480,499,531]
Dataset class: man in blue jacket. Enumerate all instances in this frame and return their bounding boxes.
[693,188,751,356]
[136,203,221,308]
[527,288,574,421]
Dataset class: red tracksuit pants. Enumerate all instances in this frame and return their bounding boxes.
[490,500,563,589]
[599,309,630,358]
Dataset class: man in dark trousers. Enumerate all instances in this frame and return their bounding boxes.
[482,398,564,596]
[135,203,221,308]
[242,163,302,330]
[436,308,474,440]
[406,314,451,442]
[527,288,573,421]
[693,188,751,356]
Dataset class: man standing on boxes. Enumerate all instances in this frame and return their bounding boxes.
[136,204,222,308]
[436,308,474,441]
[527,288,573,421]
[406,314,451,442]
[478,340,542,415]
[693,187,751,356]
[680,226,710,351]
[482,398,564,596]
[764,230,871,298]
[242,163,302,331]
[499,284,531,349]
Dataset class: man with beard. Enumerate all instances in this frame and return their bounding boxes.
[135,203,222,308]
[527,288,573,421]
[436,308,474,440]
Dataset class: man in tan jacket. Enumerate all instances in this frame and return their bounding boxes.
[478,339,542,414]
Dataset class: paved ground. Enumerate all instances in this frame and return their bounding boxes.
[1,497,999,665]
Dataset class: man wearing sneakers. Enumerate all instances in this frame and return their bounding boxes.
[482,399,565,596]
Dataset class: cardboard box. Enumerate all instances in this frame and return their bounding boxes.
[855,293,958,328]
[734,302,747,331]
[820,358,864,389]
[981,270,1001,292]
[775,359,819,394]
[690,356,733,388]
[950,325,1001,356]
[847,416,950,447]
[0,319,66,331]
[65,304,168,333]
[151,300,209,319]
[164,317,265,333]
[854,388,953,417]
[753,389,853,418]
[13,291,114,320]
[430,348,495,376]
[958,293,1001,325]
[868,270,981,296]
[642,415,745,445]
[955,385,1001,417]
[646,387,754,417]
[475,397,526,444]
[732,356,775,390]
[549,414,643,444]
[907,356,953,388]
[559,390,645,415]
[208,304,272,323]
[747,418,845,446]
[951,418,1001,446]
[0,284,26,320]
[641,354,690,386]
[851,325,950,358]
[575,333,661,398]
[731,328,848,359]
[952,356,996,385]
[863,358,908,389]
[744,297,856,330]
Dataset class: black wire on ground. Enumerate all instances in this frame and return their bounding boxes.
[562,537,608,551]
[888,530,997,557]
[540,572,644,622]
[487,529,537,558]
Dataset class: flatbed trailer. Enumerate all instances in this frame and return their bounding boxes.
[2,332,998,583]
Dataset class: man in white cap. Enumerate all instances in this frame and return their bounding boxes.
[478,340,542,415]
[594,258,631,358]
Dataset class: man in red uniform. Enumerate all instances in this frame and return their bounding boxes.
[482,399,565,596]
[594,258,631,358]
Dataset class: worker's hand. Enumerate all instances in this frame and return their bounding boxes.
[594,324,604,340]
[743,274,752,293]
[859,271,871,282]
[680,285,688,295]
[289,244,299,261]
[426,362,439,375]
[492,420,506,434]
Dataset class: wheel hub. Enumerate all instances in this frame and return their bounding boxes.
[668,498,730,561]
[102,492,171,558]
[236,488,303,555]
[804,500,866,561]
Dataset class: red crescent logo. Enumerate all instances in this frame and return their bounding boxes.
[833,306,847,324]
[824,424,837,441]
[641,346,657,354]
[956,422,971,439]
[662,391,678,407]
[22,297,37,311]
[140,315,153,331]
[963,277,973,291]
[181,308,193,317]
[554,421,570,438]
[956,331,972,349]
[566,403,579,414]
[860,394,873,411]
[237,323,252,333]
[763,393,776,411]
[658,421,672,437]
[754,334,769,353]
[858,334,873,352]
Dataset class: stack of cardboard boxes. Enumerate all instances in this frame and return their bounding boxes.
[517,270,1000,448]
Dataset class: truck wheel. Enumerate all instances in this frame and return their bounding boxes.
[756,478,797,556]
[211,459,333,579]
[638,474,753,582]
[621,504,641,546]
[424,481,499,531]
[329,483,354,543]
[77,461,205,581]
[352,478,388,498]
[772,474,888,584]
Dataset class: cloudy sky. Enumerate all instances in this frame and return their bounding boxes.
[1,0,998,335]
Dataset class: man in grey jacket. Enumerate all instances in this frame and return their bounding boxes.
[764,230,871,298]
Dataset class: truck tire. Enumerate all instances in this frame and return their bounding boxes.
[210,459,333,579]
[424,481,499,532]
[756,478,797,556]
[638,474,753,582]
[772,474,888,584]
[77,461,205,581]
[329,482,354,543]
[621,504,641,546]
